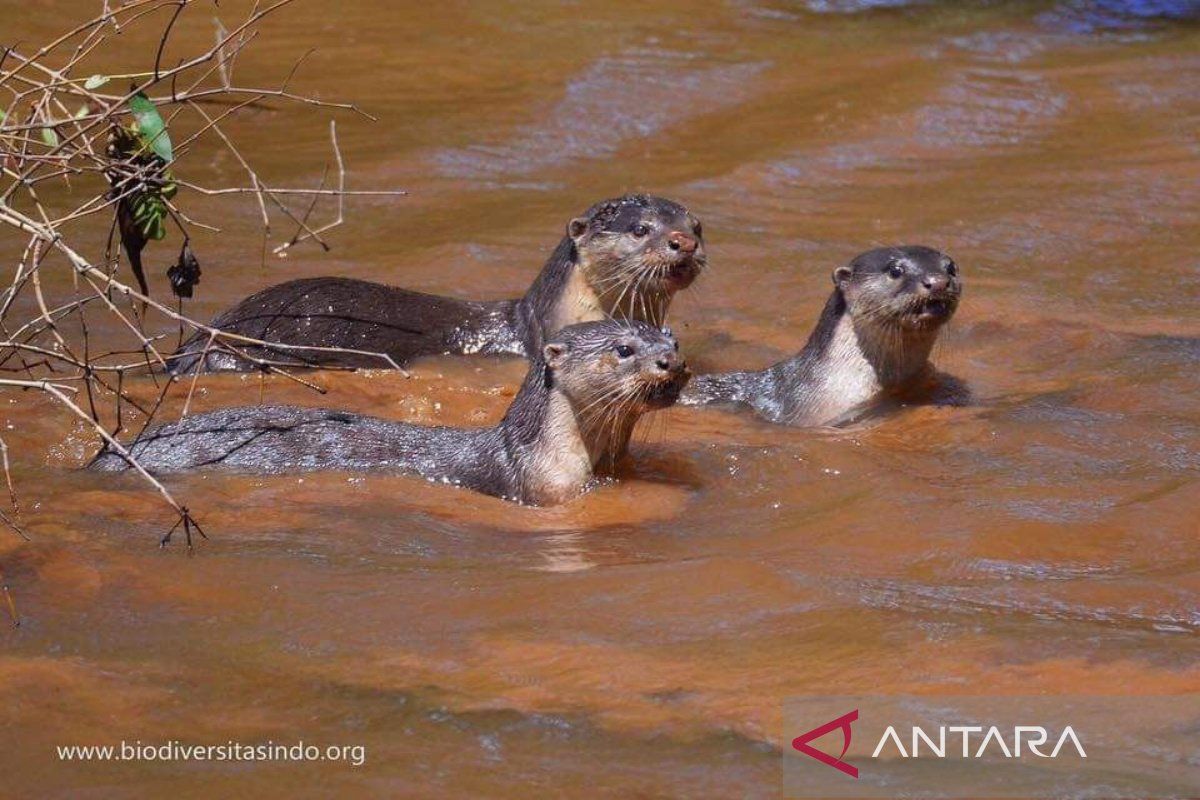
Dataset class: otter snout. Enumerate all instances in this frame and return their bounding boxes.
[642,348,690,407]
[667,231,698,254]
[653,352,690,378]
[652,345,691,376]
[922,274,950,293]
[664,232,703,290]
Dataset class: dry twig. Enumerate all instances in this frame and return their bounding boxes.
[0,1,407,543]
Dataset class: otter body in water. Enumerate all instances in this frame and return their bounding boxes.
[95,321,690,506]
[681,246,961,426]
[170,195,704,373]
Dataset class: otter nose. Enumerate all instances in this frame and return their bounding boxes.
[667,231,698,254]
[654,352,686,374]
[922,274,949,292]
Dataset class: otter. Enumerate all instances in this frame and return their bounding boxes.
[680,246,961,426]
[169,194,705,373]
[94,320,690,506]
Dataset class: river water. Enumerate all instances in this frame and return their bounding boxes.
[2,1,1198,797]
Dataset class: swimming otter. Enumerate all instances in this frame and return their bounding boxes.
[169,194,705,373]
[94,320,690,506]
[680,246,961,426]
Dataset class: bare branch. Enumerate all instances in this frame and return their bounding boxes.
[0,1,408,543]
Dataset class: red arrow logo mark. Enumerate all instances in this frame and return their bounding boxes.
[791,709,859,779]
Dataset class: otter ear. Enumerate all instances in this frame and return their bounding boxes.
[567,217,589,241]
[542,342,569,369]
[832,265,853,288]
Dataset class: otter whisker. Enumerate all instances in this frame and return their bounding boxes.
[684,245,959,427]
[603,390,642,468]
[594,383,637,431]
[576,397,629,441]
[605,270,639,323]
[638,405,669,450]
[631,268,653,327]
[600,255,654,322]
[593,250,655,288]
[617,270,654,323]
[580,386,640,470]
[576,384,632,423]
[639,264,664,327]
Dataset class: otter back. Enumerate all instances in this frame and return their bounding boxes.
[170,277,523,373]
[169,194,705,374]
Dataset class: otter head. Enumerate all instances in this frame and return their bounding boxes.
[833,246,962,332]
[542,320,691,416]
[567,194,707,321]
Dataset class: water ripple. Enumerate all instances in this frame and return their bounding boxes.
[436,48,765,178]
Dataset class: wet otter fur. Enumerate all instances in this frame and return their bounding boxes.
[681,246,961,426]
[94,320,690,506]
[169,194,705,374]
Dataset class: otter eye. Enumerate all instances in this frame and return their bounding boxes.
[886,261,905,279]
[673,340,680,351]
[945,261,958,277]
[693,221,703,238]
[631,223,650,238]
[615,344,635,358]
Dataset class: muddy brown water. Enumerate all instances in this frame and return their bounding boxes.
[2,1,1199,797]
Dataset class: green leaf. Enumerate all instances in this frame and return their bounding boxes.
[128,91,172,163]
[84,75,110,90]
[130,192,168,240]
[41,127,58,147]
[74,105,89,119]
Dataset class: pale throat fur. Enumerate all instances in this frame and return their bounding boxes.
[549,246,671,334]
[522,388,599,505]
[796,310,938,423]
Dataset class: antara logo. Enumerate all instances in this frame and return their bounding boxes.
[792,709,860,779]
[792,709,1089,780]
[871,725,1087,759]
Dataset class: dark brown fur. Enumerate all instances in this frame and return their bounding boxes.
[682,246,962,426]
[170,195,704,373]
[96,320,690,506]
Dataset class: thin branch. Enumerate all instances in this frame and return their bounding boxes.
[0,0,407,543]
[154,2,187,81]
